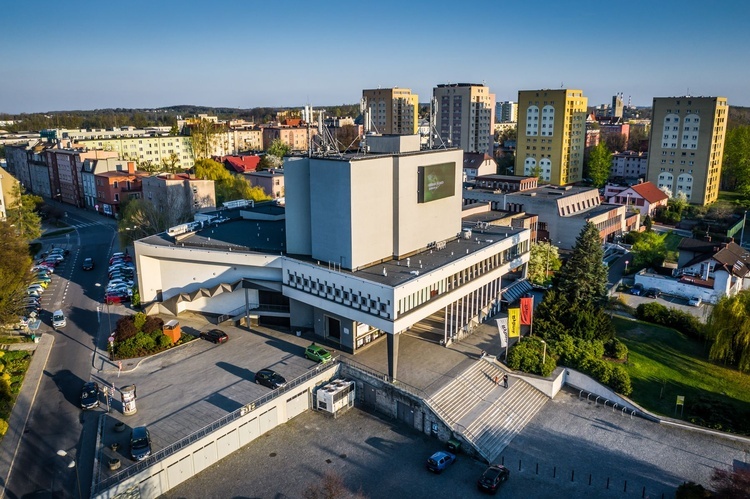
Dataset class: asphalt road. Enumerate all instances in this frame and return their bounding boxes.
[5,210,118,499]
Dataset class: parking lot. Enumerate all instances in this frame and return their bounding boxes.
[93,319,326,479]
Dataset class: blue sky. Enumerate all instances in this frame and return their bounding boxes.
[2,0,748,114]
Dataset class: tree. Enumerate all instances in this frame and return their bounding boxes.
[554,222,608,307]
[189,119,223,160]
[721,126,750,194]
[194,158,271,205]
[159,152,181,174]
[267,138,291,158]
[0,221,33,325]
[528,241,561,286]
[603,132,626,152]
[711,466,750,499]
[644,215,653,231]
[5,184,42,241]
[117,199,168,247]
[627,127,649,152]
[631,231,667,270]
[706,292,750,372]
[585,142,612,187]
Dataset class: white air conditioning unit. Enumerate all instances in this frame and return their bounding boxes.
[316,379,355,417]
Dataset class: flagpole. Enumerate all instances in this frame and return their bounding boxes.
[529,295,534,337]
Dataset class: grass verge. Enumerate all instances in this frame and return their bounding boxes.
[614,316,750,433]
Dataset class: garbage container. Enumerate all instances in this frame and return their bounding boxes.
[447,438,461,453]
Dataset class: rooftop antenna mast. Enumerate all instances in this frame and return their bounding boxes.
[429,95,448,150]
[304,104,314,158]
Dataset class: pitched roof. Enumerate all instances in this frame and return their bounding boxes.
[222,155,260,173]
[712,242,750,278]
[630,182,668,204]
[463,152,495,169]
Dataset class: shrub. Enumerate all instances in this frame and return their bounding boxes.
[115,316,138,341]
[675,481,711,499]
[605,338,628,360]
[134,333,156,353]
[157,334,173,348]
[580,357,612,384]
[132,312,147,333]
[507,338,556,376]
[608,365,633,396]
[143,316,164,335]
[0,419,8,437]
[636,302,705,340]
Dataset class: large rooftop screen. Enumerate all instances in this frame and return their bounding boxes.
[418,162,456,203]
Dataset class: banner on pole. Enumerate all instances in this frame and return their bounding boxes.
[508,308,520,337]
[496,318,508,348]
[520,296,534,325]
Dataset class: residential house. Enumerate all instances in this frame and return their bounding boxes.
[244,169,284,199]
[462,153,497,182]
[142,173,216,226]
[604,181,668,217]
[94,164,147,216]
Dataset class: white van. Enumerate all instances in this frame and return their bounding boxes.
[52,309,66,328]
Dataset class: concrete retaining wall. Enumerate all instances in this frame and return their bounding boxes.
[95,369,337,499]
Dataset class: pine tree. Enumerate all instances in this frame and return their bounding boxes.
[554,222,608,307]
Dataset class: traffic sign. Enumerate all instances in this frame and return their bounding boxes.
[108,336,115,344]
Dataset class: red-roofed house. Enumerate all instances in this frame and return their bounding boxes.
[604,181,668,217]
[216,155,261,173]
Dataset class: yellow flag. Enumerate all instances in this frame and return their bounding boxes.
[508,308,520,337]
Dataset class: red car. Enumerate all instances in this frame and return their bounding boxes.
[105,292,131,304]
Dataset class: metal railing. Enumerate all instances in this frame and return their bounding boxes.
[95,359,340,493]
[216,304,291,324]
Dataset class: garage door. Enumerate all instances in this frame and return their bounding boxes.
[286,389,309,419]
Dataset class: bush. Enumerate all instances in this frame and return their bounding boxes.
[143,316,164,335]
[605,338,628,360]
[507,338,556,377]
[115,316,138,341]
[157,334,173,348]
[635,302,705,339]
[608,365,633,396]
[132,312,147,332]
[580,357,612,384]
[0,419,8,437]
[675,481,711,499]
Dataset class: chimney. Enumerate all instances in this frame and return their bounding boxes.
[127,161,135,174]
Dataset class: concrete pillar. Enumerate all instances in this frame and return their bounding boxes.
[387,332,400,381]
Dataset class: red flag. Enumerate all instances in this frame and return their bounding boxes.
[520,296,534,325]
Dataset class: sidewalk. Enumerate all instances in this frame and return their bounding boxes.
[0,333,54,498]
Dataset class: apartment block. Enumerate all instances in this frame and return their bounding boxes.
[646,96,728,205]
[362,88,419,135]
[434,83,496,155]
[515,89,588,185]
[76,136,195,170]
[496,101,517,123]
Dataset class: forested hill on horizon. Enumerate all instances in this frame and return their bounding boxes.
[1,104,749,133]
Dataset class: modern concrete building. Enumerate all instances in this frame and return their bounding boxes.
[503,184,634,249]
[515,89,588,185]
[142,173,216,227]
[611,93,624,119]
[362,88,419,135]
[134,136,531,379]
[433,83,496,155]
[646,96,728,205]
[496,101,517,123]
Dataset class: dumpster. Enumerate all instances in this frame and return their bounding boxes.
[163,320,181,343]
[447,438,461,453]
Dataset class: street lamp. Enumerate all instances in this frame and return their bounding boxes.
[56,450,81,499]
[540,339,547,366]
[625,260,629,273]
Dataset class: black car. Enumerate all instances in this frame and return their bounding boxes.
[255,368,287,389]
[80,381,100,409]
[82,258,94,271]
[477,464,510,494]
[199,329,228,344]
[130,426,152,461]
[645,288,661,298]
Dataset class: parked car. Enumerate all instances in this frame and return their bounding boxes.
[27,284,45,294]
[52,309,66,329]
[199,329,228,344]
[629,284,644,296]
[105,292,130,305]
[26,289,42,298]
[130,426,152,461]
[477,464,510,494]
[50,248,69,257]
[31,280,49,289]
[426,450,456,473]
[45,254,64,262]
[305,344,332,363]
[688,296,702,307]
[107,279,134,289]
[82,258,94,271]
[255,368,287,389]
[80,381,100,409]
[645,288,661,298]
[110,253,132,265]
[43,259,61,267]
[32,264,54,274]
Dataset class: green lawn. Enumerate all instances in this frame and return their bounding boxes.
[614,316,750,433]
[662,231,684,262]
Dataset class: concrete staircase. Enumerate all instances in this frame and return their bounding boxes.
[426,359,549,462]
